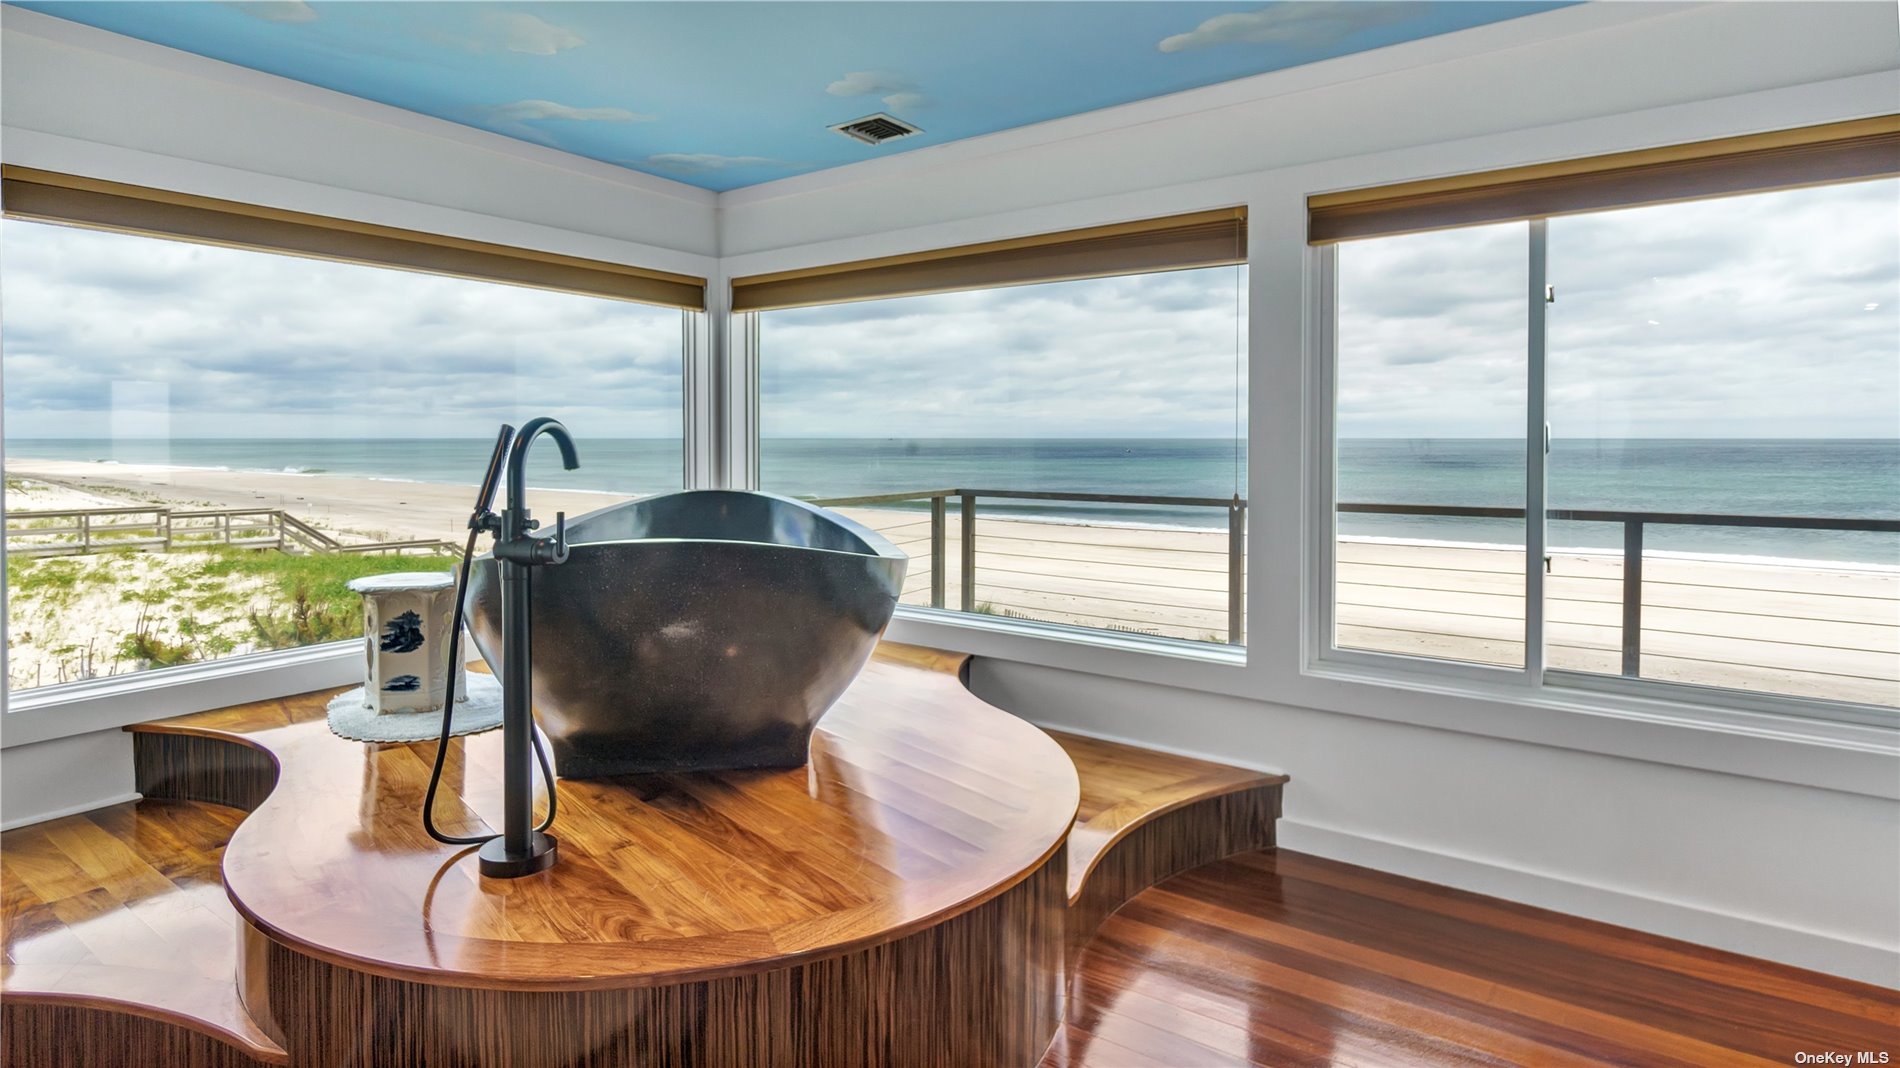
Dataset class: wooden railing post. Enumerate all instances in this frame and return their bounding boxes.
[1227,496,1245,645]
[930,495,947,609]
[1621,519,1644,677]
[959,492,977,612]
[80,513,91,553]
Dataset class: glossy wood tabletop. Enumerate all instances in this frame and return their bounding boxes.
[1046,849,1900,1068]
[142,642,1080,991]
[1,799,287,1064]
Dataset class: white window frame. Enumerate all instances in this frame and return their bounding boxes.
[1310,211,1899,733]
[0,249,713,748]
[719,179,1893,803]
[741,267,1252,653]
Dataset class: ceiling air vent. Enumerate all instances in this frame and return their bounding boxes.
[831,113,922,146]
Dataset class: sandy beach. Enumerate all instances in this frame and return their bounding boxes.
[7,459,1896,705]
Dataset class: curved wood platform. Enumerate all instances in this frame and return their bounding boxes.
[0,800,287,1068]
[177,644,1078,992]
[1047,730,1286,955]
[3,642,1288,1068]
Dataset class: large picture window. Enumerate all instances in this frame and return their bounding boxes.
[743,212,1247,647]
[1323,131,1898,712]
[3,215,690,694]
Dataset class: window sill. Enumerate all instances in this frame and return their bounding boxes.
[890,608,1898,801]
[1299,656,1899,800]
[885,606,1247,677]
[2,641,359,749]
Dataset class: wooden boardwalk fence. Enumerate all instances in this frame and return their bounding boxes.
[3,506,456,558]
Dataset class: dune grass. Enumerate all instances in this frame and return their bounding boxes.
[7,546,463,688]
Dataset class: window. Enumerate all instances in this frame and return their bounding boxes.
[1322,123,1898,713]
[3,212,691,694]
[742,213,1247,647]
[1545,181,1898,705]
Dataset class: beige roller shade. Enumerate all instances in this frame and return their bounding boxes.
[1308,116,1900,245]
[1,166,707,310]
[731,207,1247,313]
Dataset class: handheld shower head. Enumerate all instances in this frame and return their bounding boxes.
[471,424,516,528]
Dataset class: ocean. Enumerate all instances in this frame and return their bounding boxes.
[6,437,1896,564]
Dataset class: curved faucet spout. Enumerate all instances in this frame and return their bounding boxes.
[506,416,580,513]
[497,417,581,568]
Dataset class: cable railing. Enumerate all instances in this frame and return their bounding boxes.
[812,488,1247,644]
[809,491,1895,690]
[1337,502,1899,683]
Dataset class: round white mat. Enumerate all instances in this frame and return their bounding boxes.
[326,672,503,743]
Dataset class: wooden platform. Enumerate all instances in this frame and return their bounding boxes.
[2,642,1285,1068]
[0,801,287,1068]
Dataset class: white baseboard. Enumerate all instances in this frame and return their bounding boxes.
[1,790,143,832]
[1278,818,1900,989]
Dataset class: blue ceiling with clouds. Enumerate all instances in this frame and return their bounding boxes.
[12,1,1569,192]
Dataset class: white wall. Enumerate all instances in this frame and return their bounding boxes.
[720,2,1900,258]
[2,0,1896,985]
[0,728,135,831]
[0,6,718,268]
[970,659,1900,985]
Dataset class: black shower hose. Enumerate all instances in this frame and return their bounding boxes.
[420,523,558,846]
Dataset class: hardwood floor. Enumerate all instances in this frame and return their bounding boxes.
[1045,850,1900,1068]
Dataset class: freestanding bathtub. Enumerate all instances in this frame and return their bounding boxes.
[465,490,908,778]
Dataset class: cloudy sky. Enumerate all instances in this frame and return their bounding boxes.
[2,176,1894,445]
[1338,177,1899,439]
[760,268,1246,439]
[0,219,685,442]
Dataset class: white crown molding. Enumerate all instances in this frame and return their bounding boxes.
[0,126,720,278]
[0,4,716,207]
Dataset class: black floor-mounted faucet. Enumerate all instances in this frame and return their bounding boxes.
[478,416,579,879]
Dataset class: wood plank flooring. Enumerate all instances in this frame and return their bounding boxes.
[1044,850,1900,1068]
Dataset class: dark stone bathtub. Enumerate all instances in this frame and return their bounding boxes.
[465,490,907,778]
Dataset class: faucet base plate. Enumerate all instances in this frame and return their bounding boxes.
[477,832,558,879]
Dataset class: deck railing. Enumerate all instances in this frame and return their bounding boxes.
[813,488,1248,644]
[4,506,456,558]
[810,489,1896,674]
[1338,503,1900,678]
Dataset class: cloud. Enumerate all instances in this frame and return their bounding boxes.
[225,1,317,24]
[482,11,583,55]
[429,12,584,55]
[1158,2,1414,53]
[484,100,652,124]
[643,153,782,176]
[826,71,928,113]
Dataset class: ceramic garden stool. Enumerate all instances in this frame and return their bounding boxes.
[345,571,465,715]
